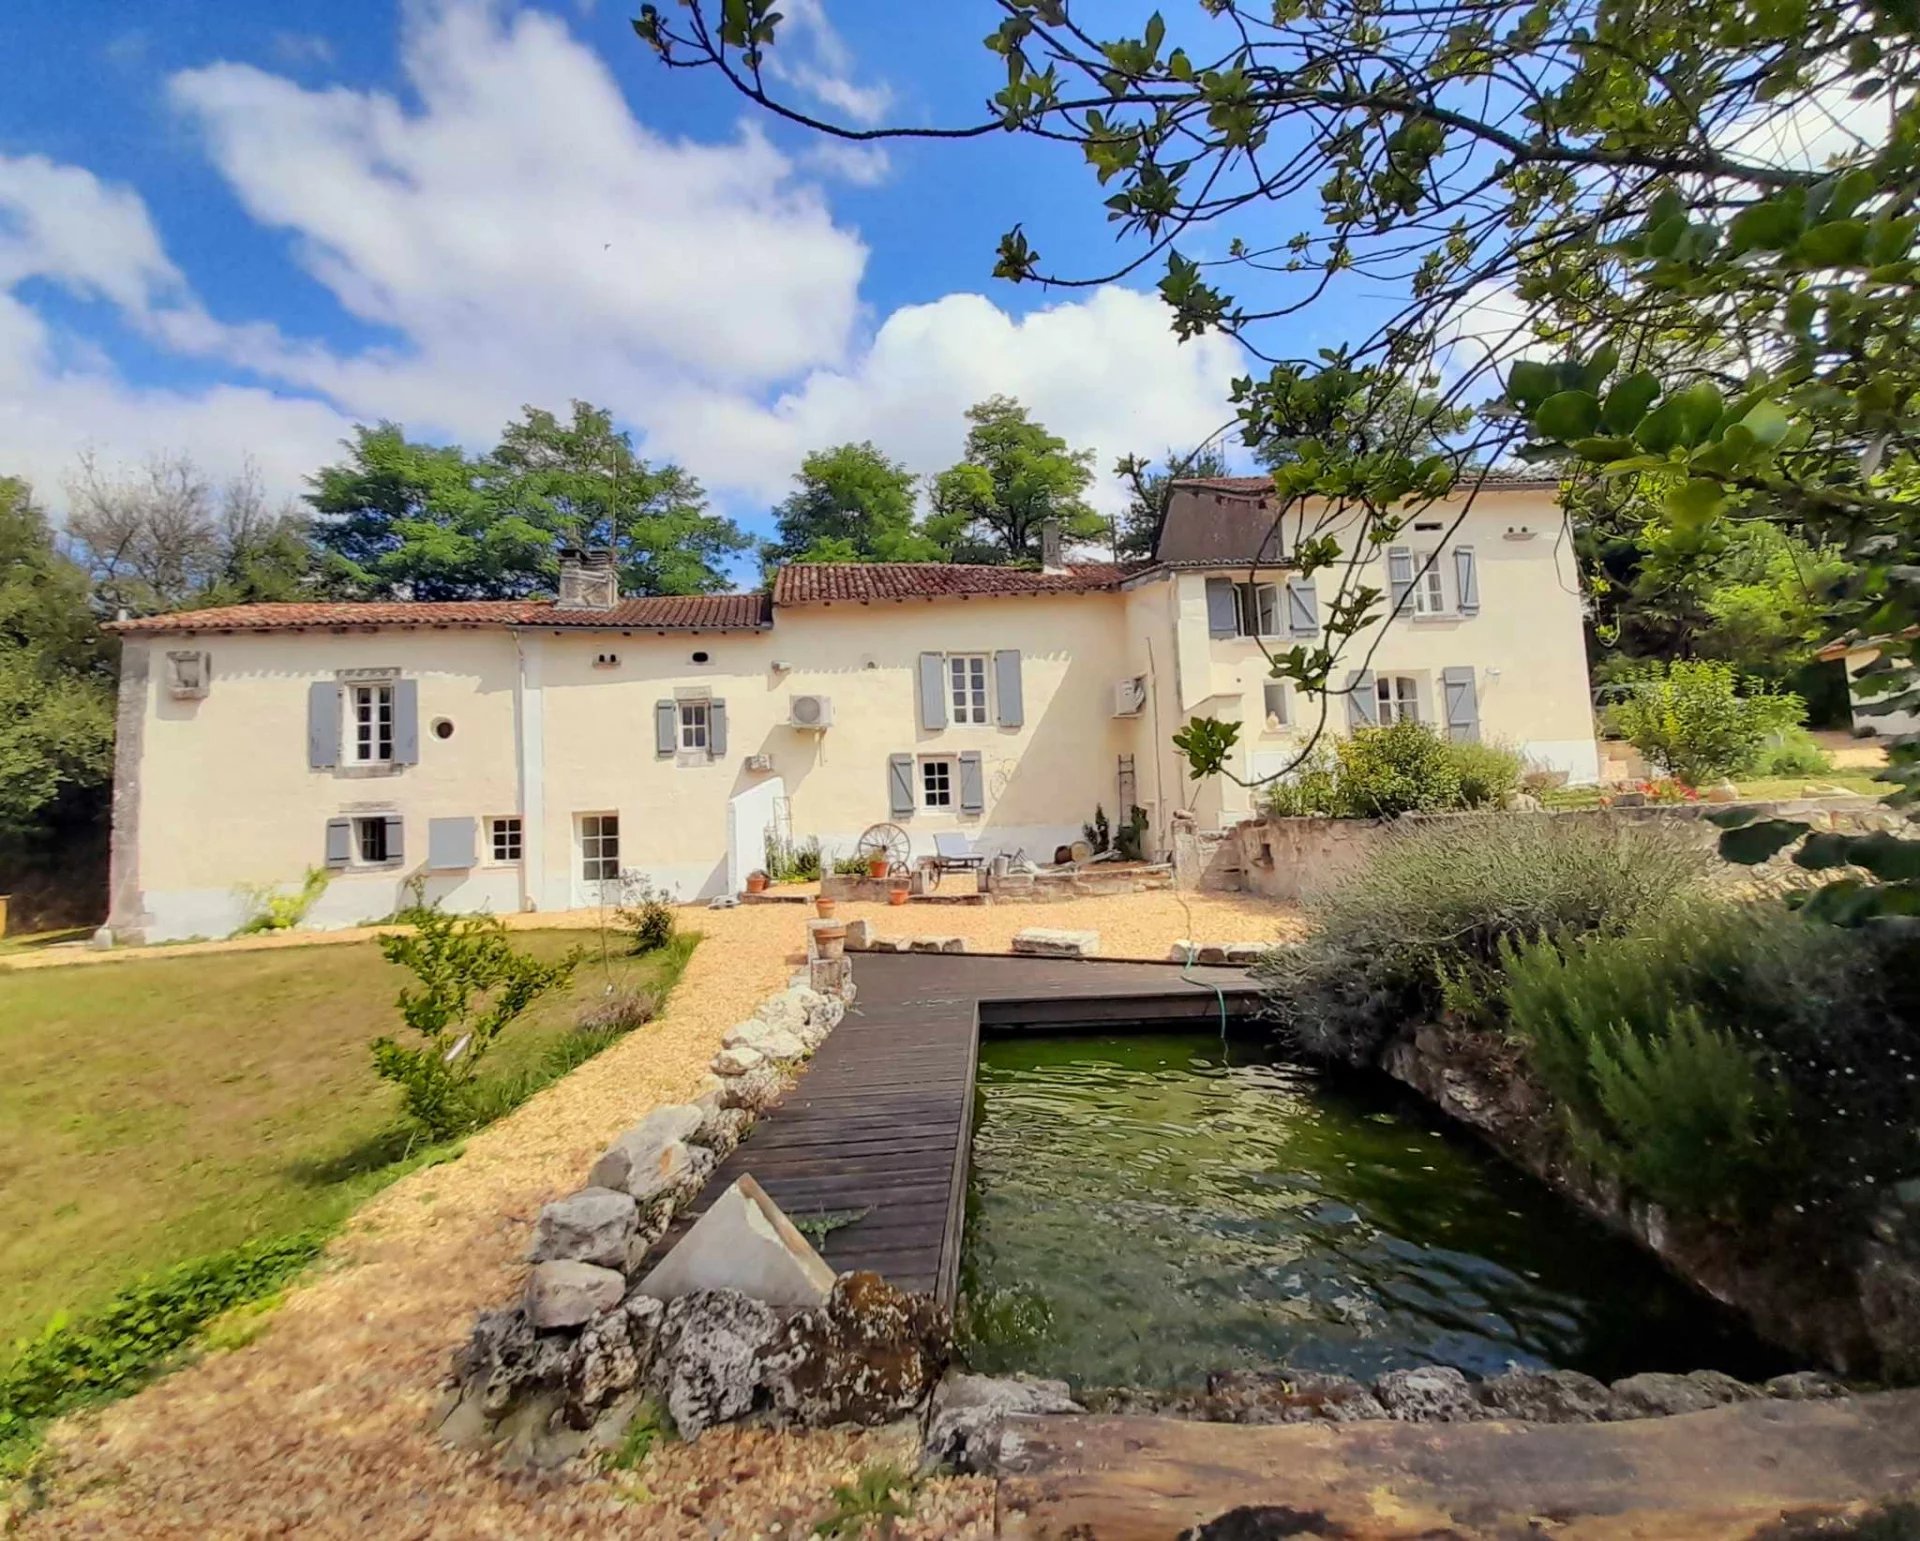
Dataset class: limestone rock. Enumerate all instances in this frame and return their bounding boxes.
[1610,1369,1758,1418]
[718,1066,787,1113]
[924,1373,1082,1472]
[1373,1365,1484,1422]
[529,1187,638,1271]
[1168,940,1200,964]
[1223,943,1269,966]
[525,1260,625,1329]
[866,936,912,953]
[760,1270,952,1427]
[1203,1370,1386,1425]
[842,919,874,951]
[638,1175,835,1309]
[1477,1368,1614,1422]
[754,1027,808,1062]
[588,1105,705,1192]
[755,986,824,1034]
[628,1140,716,1207]
[563,1295,664,1429]
[908,935,966,953]
[652,1289,784,1438]
[1703,778,1740,803]
[1011,928,1098,958]
[712,1044,765,1077]
[1765,1370,1847,1400]
[723,1018,808,1060]
[691,1104,753,1160]
[452,1307,568,1418]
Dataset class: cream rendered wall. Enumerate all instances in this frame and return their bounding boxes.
[1175,489,1599,818]
[531,593,1135,903]
[119,629,525,940]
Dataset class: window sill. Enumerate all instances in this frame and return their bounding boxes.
[1409,612,1466,624]
[335,763,403,778]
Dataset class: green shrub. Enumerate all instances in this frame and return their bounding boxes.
[1751,726,1834,778]
[1447,739,1525,808]
[1501,902,1920,1222]
[763,832,823,883]
[615,877,676,954]
[234,867,329,936]
[1260,745,1342,817]
[1603,659,1805,785]
[830,851,872,877]
[0,1232,324,1472]
[1258,815,1706,1064]
[371,912,580,1141]
[1333,718,1462,816]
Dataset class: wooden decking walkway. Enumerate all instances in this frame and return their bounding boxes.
[665,952,1258,1305]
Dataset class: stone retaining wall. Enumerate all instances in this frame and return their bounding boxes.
[1183,798,1903,903]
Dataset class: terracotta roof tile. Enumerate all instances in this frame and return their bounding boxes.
[771,562,1126,606]
[108,594,771,635]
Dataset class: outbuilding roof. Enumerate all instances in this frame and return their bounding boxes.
[106,593,773,635]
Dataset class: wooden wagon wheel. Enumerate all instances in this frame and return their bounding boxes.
[854,822,911,876]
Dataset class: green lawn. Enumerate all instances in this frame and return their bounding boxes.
[0,928,692,1348]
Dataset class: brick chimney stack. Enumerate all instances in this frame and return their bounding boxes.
[557,547,618,611]
[1038,517,1065,573]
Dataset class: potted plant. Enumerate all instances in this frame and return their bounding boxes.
[815,894,838,919]
[867,853,889,880]
[813,921,848,960]
[745,870,769,895]
[887,875,911,907]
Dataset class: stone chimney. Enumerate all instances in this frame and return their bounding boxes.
[1038,517,1065,573]
[557,547,618,611]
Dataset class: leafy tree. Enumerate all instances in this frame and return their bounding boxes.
[1113,443,1227,559]
[1254,383,1473,472]
[1603,660,1804,786]
[925,396,1104,564]
[633,0,1920,836]
[762,440,941,568]
[0,478,114,837]
[486,401,750,595]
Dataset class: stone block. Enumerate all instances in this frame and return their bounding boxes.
[1374,1366,1484,1422]
[1011,928,1099,958]
[866,936,911,953]
[908,935,967,953]
[637,1175,835,1309]
[1168,940,1199,964]
[529,1187,638,1270]
[925,1373,1082,1472]
[587,1106,705,1193]
[809,956,855,997]
[524,1260,625,1329]
[1223,943,1269,965]
[842,918,874,950]
[711,1045,764,1077]
[626,1139,715,1206]
[717,1066,786,1112]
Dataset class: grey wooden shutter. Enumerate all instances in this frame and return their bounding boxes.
[994,650,1024,728]
[1287,579,1318,637]
[958,751,985,813]
[324,817,352,867]
[1205,577,1237,637]
[888,753,915,816]
[710,699,729,758]
[1443,666,1481,742]
[383,813,405,863]
[392,678,420,765]
[1387,548,1414,614]
[1455,546,1480,615]
[918,652,948,731]
[427,816,476,870]
[655,699,677,756]
[308,682,340,769]
[1346,669,1379,728]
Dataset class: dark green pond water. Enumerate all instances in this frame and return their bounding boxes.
[961,1032,1786,1390]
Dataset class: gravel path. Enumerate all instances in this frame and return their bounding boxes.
[10,891,1298,1540]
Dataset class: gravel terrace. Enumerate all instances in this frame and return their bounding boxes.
[9,891,1298,1541]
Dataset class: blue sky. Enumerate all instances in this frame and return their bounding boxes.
[0,1,1328,544]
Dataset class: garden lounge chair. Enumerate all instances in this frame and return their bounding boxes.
[924,831,987,888]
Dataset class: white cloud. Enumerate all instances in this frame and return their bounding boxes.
[270,31,336,67]
[764,0,894,126]
[0,0,1241,540]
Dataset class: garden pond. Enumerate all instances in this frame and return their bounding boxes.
[960,1031,1786,1390]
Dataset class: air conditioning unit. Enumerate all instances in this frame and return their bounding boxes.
[789,693,834,730]
[1112,675,1147,717]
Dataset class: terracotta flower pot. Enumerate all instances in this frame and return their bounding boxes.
[887,881,911,907]
[815,896,838,919]
[867,856,889,879]
[813,922,848,960]
[745,873,769,895]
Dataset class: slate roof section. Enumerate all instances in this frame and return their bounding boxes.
[108,593,774,635]
[770,562,1128,606]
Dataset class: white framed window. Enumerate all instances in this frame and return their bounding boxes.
[350,682,394,764]
[948,655,989,724]
[354,816,391,864]
[1413,555,1446,616]
[1376,674,1421,725]
[579,813,620,882]
[489,816,523,863]
[679,700,710,752]
[921,757,955,810]
[1235,582,1280,637]
[1262,679,1290,731]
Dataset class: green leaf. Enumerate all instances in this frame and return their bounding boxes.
[1795,219,1869,267]
[1601,372,1661,434]
[1738,398,1791,448]
[1670,381,1726,447]
[1633,397,1685,454]
[1796,830,1920,879]
[1727,199,1803,255]
[1532,390,1601,440]
[1665,478,1726,531]
[1506,360,1558,411]
[1827,166,1878,221]
[1718,819,1806,864]
[1569,436,1637,461]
